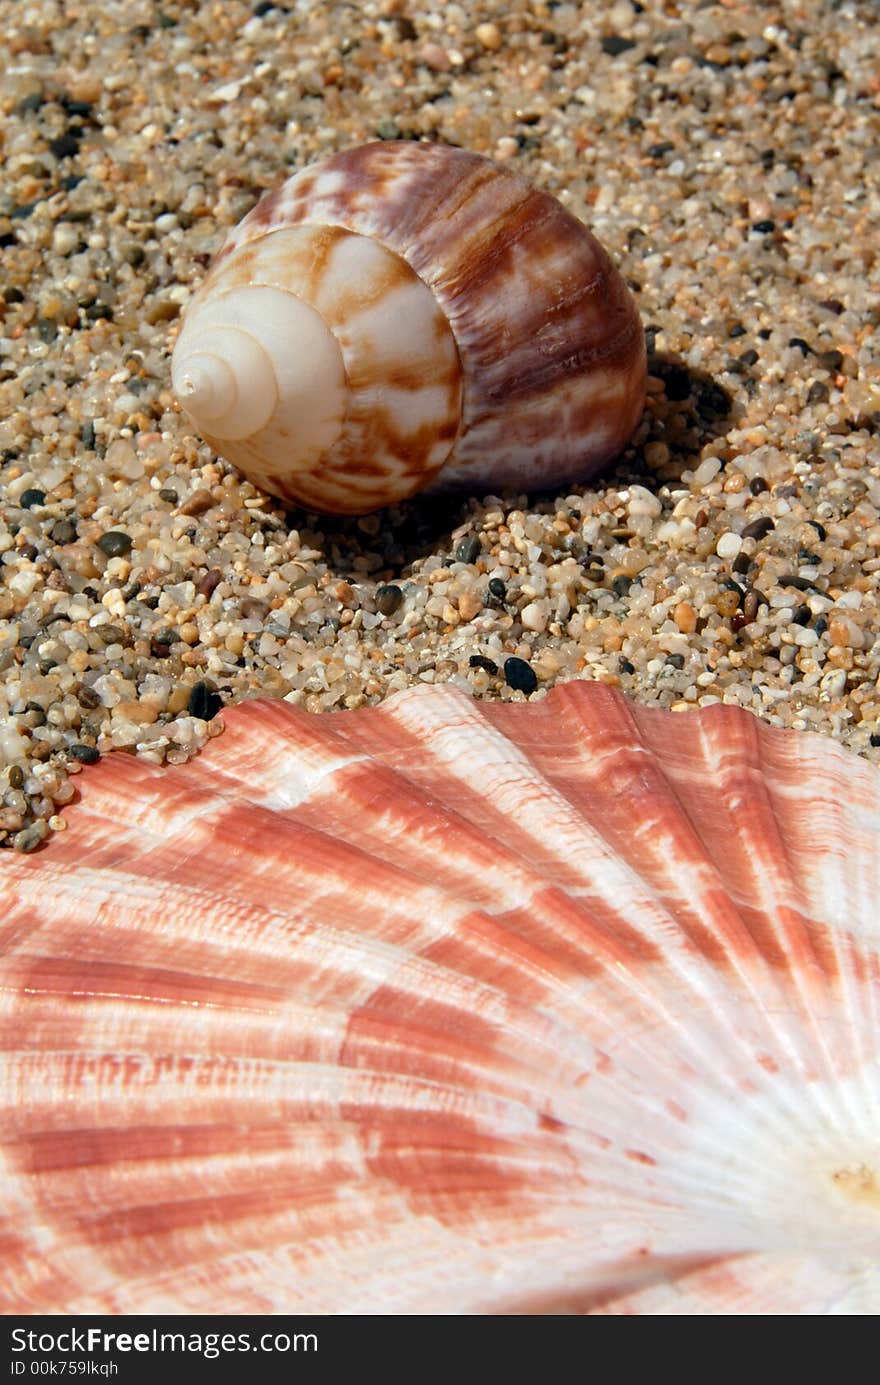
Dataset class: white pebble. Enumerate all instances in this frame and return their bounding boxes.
[52,224,80,256]
[715,532,743,560]
[520,599,549,633]
[691,457,722,487]
[8,570,39,597]
[627,485,662,519]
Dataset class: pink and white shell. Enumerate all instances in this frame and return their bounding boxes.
[1,682,878,1314]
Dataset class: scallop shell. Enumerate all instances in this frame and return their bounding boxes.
[2,681,878,1315]
[172,142,646,514]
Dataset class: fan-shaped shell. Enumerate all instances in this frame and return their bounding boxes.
[172,142,646,514]
[1,682,878,1314]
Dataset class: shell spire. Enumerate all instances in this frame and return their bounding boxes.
[172,143,646,514]
[1,681,878,1314]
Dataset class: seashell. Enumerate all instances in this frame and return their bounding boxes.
[2,681,878,1315]
[171,142,646,515]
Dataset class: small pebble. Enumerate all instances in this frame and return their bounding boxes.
[376,584,403,616]
[741,517,775,541]
[50,519,77,544]
[97,532,133,558]
[475,22,503,51]
[187,681,223,721]
[454,536,482,565]
[458,592,483,622]
[503,657,538,695]
[716,533,743,561]
[68,744,100,765]
[180,489,215,517]
[468,655,498,674]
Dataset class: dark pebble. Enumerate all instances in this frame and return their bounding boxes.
[49,132,81,160]
[81,421,96,449]
[468,655,498,675]
[69,743,100,764]
[807,381,830,404]
[737,348,759,367]
[732,553,754,576]
[818,298,844,315]
[158,488,178,504]
[3,288,25,305]
[20,488,46,509]
[454,535,481,565]
[778,574,816,592]
[503,657,537,695]
[37,319,58,343]
[97,531,132,557]
[817,348,844,372]
[798,549,820,563]
[870,733,880,748]
[487,577,507,600]
[7,765,24,788]
[791,604,812,626]
[788,337,812,355]
[602,35,636,56]
[726,320,747,338]
[749,476,769,495]
[16,91,44,113]
[61,98,94,118]
[50,519,77,544]
[665,653,685,669]
[751,219,776,233]
[75,684,101,709]
[814,616,829,637]
[376,584,403,616]
[96,624,126,645]
[197,568,223,600]
[18,544,38,562]
[619,657,636,674]
[741,516,775,541]
[808,520,827,542]
[150,629,177,655]
[647,141,675,158]
[187,681,223,721]
[612,574,633,597]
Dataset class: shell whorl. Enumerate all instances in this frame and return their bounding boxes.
[173,143,646,515]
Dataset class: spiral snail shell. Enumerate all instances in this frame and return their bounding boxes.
[172,142,646,515]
